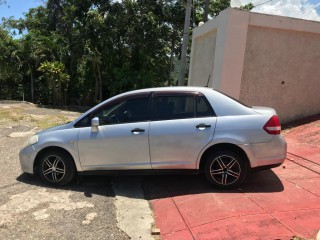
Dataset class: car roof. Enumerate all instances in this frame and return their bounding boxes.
[73,87,255,123]
[119,86,213,94]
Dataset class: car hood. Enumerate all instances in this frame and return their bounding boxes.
[37,121,74,136]
[251,106,277,116]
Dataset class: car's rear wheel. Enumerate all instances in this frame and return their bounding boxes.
[204,150,248,189]
[38,150,76,186]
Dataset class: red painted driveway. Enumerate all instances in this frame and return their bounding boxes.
[146,116,320,240]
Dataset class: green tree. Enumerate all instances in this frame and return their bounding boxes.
[0,28,23,99]
[38,61,70,106]
[1,0,230,105]
[240,3,254,10]
[20,31,57,102]
[195,0,230,25]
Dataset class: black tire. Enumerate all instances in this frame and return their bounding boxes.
[204,150,248,189]
[38,150,76,186]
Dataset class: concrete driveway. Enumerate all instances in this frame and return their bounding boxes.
[147,116,320,240]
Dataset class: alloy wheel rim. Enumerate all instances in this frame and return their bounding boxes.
[42,155,66,182]
[210,155,241,185]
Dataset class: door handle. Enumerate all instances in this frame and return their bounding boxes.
[131,128,145,134]
[196,123,211,129]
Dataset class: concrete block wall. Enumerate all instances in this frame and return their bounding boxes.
[188,8,320,123]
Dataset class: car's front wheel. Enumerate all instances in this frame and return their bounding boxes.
[38,150,76,186]
[204,150,248,189]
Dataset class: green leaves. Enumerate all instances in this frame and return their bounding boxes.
[0,28,22,99]
[38,61,70,105]
[1,0,229,105]
[38,61,70,83]
[239,3,254,10]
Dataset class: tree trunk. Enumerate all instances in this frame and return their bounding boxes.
[93,62,99,103]
[168,37,175,86]
[52,81,56,106]
[203,0,210,22]
[178,0,192,86]
[64,90,67,106]
[97,63,102,102]
[28,64,34,103]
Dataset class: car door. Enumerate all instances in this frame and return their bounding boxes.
[149,92,217,169]
[76,93,152,170]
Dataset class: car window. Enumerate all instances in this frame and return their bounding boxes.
[75,115,90,127]
[215,90,252,108]
[75,97,150,127]
[152,95,194,121]
[196,96,215,117]
[96,97,150,125]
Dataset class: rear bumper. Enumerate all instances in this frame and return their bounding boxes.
[239,135,287,168]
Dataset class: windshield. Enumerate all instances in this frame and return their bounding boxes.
[215,90,252,108]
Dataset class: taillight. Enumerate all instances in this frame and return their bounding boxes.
[263,115,281,135]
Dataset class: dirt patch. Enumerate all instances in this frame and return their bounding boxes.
[0,188,94,227]
[0,103,80,130]
[0,103,129,240]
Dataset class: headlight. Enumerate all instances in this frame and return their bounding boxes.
[25,135,39,147]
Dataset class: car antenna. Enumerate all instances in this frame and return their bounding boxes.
[205,75,210,87]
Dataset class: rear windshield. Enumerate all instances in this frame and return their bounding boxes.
[215,90,252,108]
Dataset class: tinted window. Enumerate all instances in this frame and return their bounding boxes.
[75,97,150,127]
[152,95,194,120]
[75,115,90,127]
[196,96,214,117]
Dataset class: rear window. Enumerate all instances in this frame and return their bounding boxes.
[152,94,215,120]
[152,95,194,120]
[215,90,252,108]
[196,96,215,117]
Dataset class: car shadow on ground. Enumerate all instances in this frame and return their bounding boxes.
[17,169,284,200]
[16,173,116,198]
[142,169,284,200]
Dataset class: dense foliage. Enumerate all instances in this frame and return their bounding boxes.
[0,0,230,106]
[240,3,254,10]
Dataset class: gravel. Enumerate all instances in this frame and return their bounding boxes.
[0,102,129,240]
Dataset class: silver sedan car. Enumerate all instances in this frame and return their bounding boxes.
[19,87,287,189]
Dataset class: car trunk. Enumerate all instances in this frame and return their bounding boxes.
[251,106,277,116]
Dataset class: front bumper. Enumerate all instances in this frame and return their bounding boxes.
[240,134,287,168]
[19,145,38,174]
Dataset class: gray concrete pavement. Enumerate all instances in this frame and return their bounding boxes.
[0,103,154,240]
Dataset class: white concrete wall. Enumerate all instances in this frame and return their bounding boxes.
[188,8,320,123]
[188,29,217,87]
[189,9,249,98]
[240,25,320,122]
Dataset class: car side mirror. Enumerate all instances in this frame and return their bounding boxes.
[91,117,99,132]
